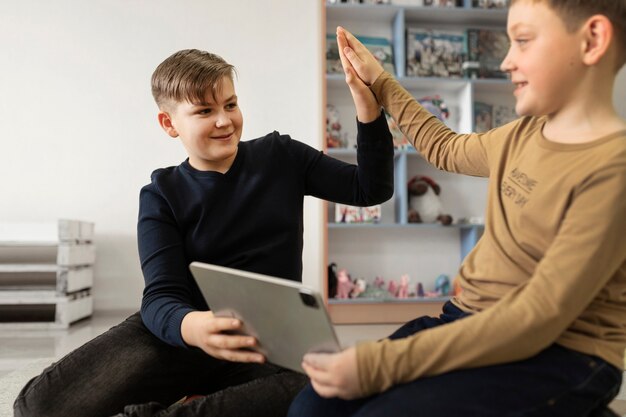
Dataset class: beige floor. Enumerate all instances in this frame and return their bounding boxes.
[0,311,624,416]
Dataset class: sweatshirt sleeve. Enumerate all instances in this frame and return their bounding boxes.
[355,160,626,396]
[288,110,395,206]
[137,184,195,347]
[370,71,493,177]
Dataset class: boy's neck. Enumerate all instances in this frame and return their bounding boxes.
[542,71,626,144]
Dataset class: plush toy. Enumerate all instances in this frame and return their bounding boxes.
[407,175,453,225]
[326,105,344,148]
[328,263,338,299]
[397,274,410,298]
[335,268,353,299]
[350,278,367,298]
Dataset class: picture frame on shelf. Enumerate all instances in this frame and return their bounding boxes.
[406,28,465,78]
[335,204,381,224]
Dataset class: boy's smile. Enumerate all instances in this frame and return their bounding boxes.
[501,0,584,118]
[158,76,243,173]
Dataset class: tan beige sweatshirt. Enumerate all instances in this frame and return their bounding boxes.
[356,71,626,397]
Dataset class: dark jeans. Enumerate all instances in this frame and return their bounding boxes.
[288,302,623,417]
[14,312,308,417]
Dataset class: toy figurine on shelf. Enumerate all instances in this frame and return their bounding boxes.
[336,268,354,299]
[417,95,450,122]
[435,274,451,295]
[397,274,410,298]
[326,105,346,148]
[374,276,385,289]
[416,282,425,297]
[387,279,398,297]
[408,175,453,225]
[350,278,367,298]
[328,262,338,299]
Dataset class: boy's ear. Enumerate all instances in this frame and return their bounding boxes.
[157,111,179,138]
[580,14,612,66]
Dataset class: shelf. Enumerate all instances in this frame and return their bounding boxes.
[328,297,447,324]
[327,4,507,27]
[328,223,483,230]
[327,73,512,93]
[323,1,502,325]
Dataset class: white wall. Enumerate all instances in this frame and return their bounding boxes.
[1,1,625,311]
[0,0,324,310]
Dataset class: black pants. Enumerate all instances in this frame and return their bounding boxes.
[14,312,308,417]
[288,302,623,417]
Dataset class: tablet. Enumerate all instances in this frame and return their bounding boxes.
[189,262,341,373]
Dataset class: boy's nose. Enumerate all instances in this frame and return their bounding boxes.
[500,49,515,73]
[215,113,232,128]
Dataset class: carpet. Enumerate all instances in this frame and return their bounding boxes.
[0,358,55,417]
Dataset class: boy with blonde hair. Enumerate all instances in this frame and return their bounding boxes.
[14,49,393,417]
[290,1,626,416]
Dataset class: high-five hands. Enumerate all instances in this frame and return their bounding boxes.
[336,26,385,87]
[337,28,380,123]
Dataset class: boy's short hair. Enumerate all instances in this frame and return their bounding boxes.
[151,49,236,110]
[511,0,626,69]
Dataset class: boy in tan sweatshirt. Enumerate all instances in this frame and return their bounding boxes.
[289,1,626,416]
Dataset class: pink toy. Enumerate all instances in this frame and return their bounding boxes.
[397,274,410,298]
[336,269,354,299]
[387,279,398,297]
[374,276,385,289]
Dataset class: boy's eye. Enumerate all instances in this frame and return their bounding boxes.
[515,39,528,46]
[226,102,238,110]
[198,108,212,115]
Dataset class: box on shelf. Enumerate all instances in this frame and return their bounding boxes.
[335,204,382,224]
[327,34,395,76]
[406,28,465,78]
[465,28,510,79]
[472,0,508,8]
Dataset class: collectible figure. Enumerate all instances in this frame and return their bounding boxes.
[397,274,410,298]
[407,176,453,225]
[336,268,354,299]
[435,274,451,295]
[350,278,367,298]
[328,262,338,299]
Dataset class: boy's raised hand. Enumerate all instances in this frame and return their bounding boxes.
[181,310,265,363]
[337,26,385,87]
[337,27,379,123]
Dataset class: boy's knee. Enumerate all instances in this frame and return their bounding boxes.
[287,384,325,417]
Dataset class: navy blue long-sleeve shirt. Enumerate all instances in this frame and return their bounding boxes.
[138,112,393,347]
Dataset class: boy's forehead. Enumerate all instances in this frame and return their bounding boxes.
[193,77,236,106]
[508,0,553,30]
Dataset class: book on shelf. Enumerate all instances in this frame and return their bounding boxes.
[473,101,493,133]
[472,0,509,8]
[406,28,466,78]
[465,28,510,79]
[335,204,381,224]
[327,34,394,75]
[394,0,461,5]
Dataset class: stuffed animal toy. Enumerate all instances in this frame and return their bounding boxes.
[407,175,453,225]
[335,268,354,299]
[350,278,367,298]
[397,274,410,298]
[328,263,338,299]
